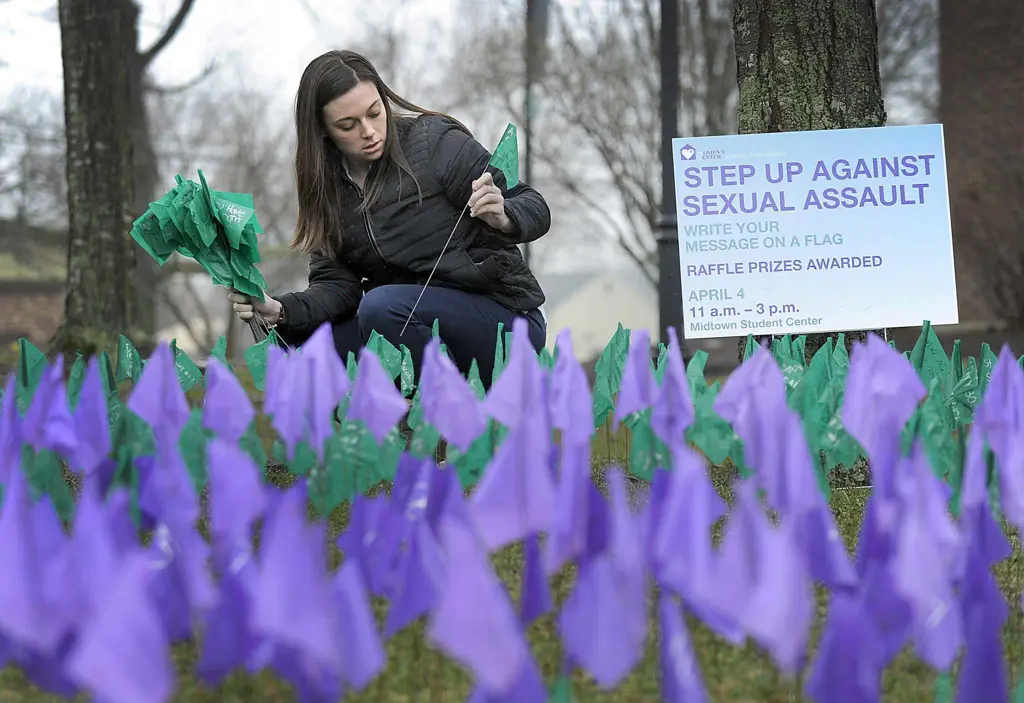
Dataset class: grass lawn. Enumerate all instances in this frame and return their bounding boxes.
[0,367,1022,701]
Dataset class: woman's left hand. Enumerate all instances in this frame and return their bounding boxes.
[469,172,514,233]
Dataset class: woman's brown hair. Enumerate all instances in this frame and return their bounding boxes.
[291,50,469,257]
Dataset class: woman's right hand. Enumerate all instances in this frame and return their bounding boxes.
[229,290,284,326]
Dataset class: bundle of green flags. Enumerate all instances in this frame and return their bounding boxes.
[129,170,268,301]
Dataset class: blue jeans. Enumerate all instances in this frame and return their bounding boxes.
[289,285,547,390]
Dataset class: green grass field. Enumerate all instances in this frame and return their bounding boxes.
[0,242,66,282]
[0,367,1022,701]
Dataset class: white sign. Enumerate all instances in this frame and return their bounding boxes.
[672,125,957,339]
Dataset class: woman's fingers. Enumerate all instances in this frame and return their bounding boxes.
[230,291,254,320]
[469,172,496,209]
[471,187,503,213]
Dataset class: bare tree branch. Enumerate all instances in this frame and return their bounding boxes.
[145,58,218,95]
[159,281,203,350]
[0,88,67,226]
[140,0,196,66]
[877,0,938,121]
[181,275,215,348]
[445,0,936,276]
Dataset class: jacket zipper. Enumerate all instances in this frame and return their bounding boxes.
[351,170,387,268]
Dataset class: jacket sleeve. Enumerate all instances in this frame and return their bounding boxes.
[431,119,552,245]
[274,252,362,340]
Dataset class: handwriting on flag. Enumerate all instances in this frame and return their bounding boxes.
[487,124,520,189]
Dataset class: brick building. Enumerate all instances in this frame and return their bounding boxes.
[0,219,66,349]
[940,0,1024,321]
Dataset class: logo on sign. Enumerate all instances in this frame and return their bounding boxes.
[679,144,696,160]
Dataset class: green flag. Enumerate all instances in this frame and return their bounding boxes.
[909,320,949,396]
[115,334,144,385]
[488,123,520,188]
[15,338,48,413]
[170,340,204,393]
[66,352,88,409]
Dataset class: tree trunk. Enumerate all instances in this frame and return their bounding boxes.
[52,1,138,357]
[128,54,161,341]
[732,0,887,364]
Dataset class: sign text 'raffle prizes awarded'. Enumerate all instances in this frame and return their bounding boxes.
[672,124,958,340]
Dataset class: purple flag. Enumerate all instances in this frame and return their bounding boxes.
[481,317,545,430]
[337,492,405,597]
[0,375,21,484]
[304,324,352,451]
[197,559,260,686]
[65,550,174,703]
[545,332,595,575]
[972,345,1020,460]
[544,441,592,576]
[843,336,925,498]
[974,346,1024,530]
[956,550,1009,703]
[262,343,287,421]
[104,487,140,554]
[420,338,487,452]
[650,328,695,447]
[658,591,709,703]
[549,330,594,445]
[715,348,857,590]
[202,358,255,442]
[136,440,215,643]
[466,655,548,703]
[891,443,962,669]
[472,319,556,550]
[6,492,78,698]
[263,348,312,459]
[559,469,647,688]
[804,591,884,703]
[348,347,408,444]
[0,467,66,653]
[249,485,343,676]
[145,519,217,643]
[207,437,267,570]
[614,329,655,424]
[382,517,444,637]
[781,414,858,590]
[333,560,386,690]
[854,500,913,664]
[519,532,552,625]
[471,413,556,551]
[48,477,123,634]
[8,637,78,699]
[69,358,111,475]
[425,461,464,532]
[959,430,1013,568]
[139,442,201,528]
[127,344,191,447]
[999,429,1024,535]
[714,350,787,505]
[427,486,531,694]
[717,479,812,674]
[651,450,741,644]
[22,356,78,458]
[846,344,919,666]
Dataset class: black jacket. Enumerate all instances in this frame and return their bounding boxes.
[276,114,550,338]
